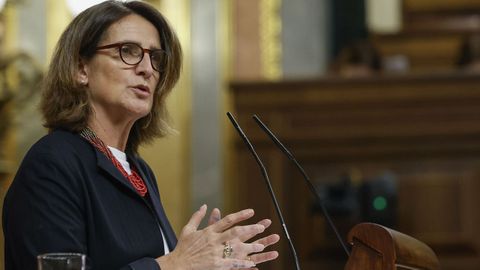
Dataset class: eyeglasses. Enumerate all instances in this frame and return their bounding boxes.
[96,42,168,72]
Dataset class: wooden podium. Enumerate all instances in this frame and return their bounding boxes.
[345,223,440,270]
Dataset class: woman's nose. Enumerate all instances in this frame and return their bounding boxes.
[135,53,155,77]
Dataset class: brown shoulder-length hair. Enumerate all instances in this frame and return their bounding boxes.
[41,0,182,152]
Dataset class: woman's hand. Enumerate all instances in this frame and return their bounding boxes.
[156,205,267,270]
[208,208,280,270]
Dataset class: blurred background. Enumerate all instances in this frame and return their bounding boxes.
[1,0,480,269]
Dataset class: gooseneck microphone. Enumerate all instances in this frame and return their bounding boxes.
[252,114,351,257]
[226,112,301,270]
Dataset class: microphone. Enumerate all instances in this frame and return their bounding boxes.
[226,112,301,270]
[252,114,351,257]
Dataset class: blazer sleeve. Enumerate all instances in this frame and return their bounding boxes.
[3,151,88,270]
[120,258,161,270]
[3,150,162,270]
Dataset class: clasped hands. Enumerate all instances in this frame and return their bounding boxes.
[157,204,280,269]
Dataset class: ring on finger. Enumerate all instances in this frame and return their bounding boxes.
[223,242,233,258]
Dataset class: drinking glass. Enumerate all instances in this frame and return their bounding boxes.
[37,253,86,270]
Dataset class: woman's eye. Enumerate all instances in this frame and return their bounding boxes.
[121,45,140,56]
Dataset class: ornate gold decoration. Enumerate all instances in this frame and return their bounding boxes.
[0,52,42,161]
[259,0,282,80]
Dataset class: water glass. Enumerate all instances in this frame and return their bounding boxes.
[37,253,86,270]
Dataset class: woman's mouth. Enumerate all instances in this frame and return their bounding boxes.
[131,85,151,97]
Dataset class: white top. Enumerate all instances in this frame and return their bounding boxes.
[108,146,170,254]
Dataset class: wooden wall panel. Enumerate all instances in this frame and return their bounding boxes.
[404,0,480,13]
[373,34,463,73]
[230,73,480,269]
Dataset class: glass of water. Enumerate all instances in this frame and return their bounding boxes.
[37,253,86,270]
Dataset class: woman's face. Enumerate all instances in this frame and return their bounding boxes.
[80,14,161,124]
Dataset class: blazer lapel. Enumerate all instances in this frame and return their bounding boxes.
[95,149,139,196]
[95,146,177,250]
[130,156,178,249]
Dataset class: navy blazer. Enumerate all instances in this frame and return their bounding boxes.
[3,129,177,270]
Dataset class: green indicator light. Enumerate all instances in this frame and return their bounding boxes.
[373,196,387,211]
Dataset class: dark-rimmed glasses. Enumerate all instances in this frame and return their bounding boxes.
[96,42,168,72]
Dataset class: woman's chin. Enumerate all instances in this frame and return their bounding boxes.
[124,104,152,119]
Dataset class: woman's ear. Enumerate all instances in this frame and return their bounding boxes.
[77,58,89,85]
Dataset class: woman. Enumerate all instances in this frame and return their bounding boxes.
[2,1,279,269]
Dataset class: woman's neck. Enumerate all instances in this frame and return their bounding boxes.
[88,116,134,152]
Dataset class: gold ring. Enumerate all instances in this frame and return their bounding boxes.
[223,242,233,258]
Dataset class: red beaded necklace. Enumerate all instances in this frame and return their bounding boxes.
[80,128,148,197]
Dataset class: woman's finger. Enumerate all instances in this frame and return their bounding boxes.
[208,208,221,226]
[219,224,265,244]
[181,204,207,235]
[249,251,279,265]
[237,219,272,242]
[210,209,255,232]
[253,234,280,248]
[257,219,272,229]
[231,242,264,258]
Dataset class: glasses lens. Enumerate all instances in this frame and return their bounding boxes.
[120,43,143,65]
[150,50,168,72]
